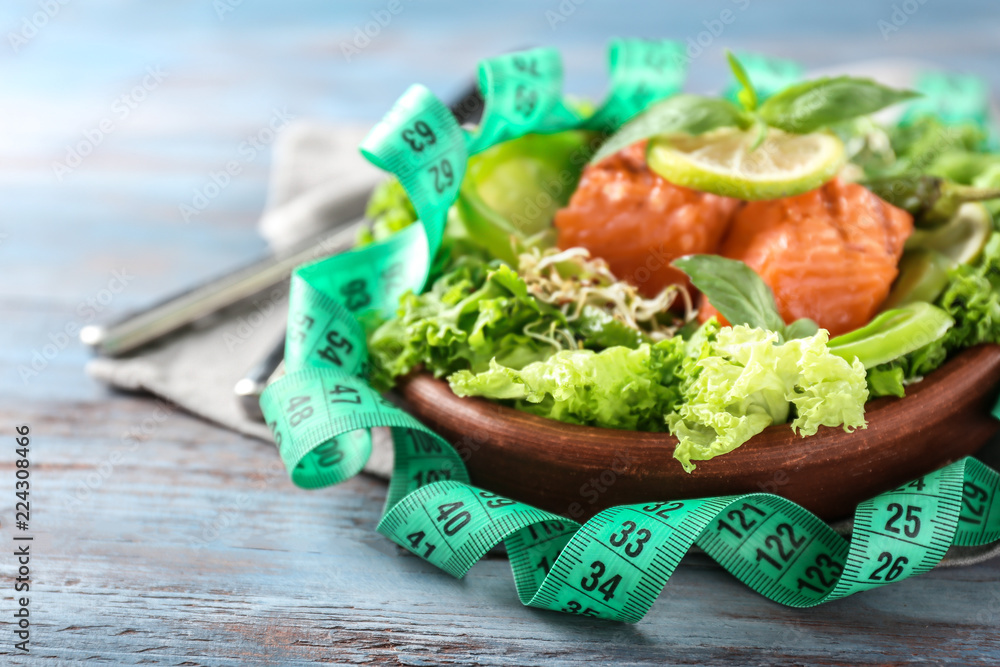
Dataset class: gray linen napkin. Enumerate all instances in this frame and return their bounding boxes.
[86,121,397,477]
[87,69,1000,567]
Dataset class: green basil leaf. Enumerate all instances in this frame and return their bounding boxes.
[591,94,751,163]
[784,318,819,340]
[672,255,787,335]
[759,76,919,134]
[726,50,758,112]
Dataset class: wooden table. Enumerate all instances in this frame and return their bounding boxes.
[3,2,1000,664]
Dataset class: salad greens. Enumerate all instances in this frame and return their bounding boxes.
[590,52,915,164]
[358,177,418,246]
[668,325,868,472]
[867,231,1000,397]
[368,257,569,392]
[451,317,869,472]
[369,247,691,392]
[360,53,1000,473]
[845,115,1000,397]
[672,255,818,342]
[450,338,686,432]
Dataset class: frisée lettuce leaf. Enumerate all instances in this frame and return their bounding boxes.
[668,325,869,472]
[449,319,869,471]
[449,337,687,432]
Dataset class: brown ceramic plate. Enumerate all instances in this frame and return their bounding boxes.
[397,344,1000,521]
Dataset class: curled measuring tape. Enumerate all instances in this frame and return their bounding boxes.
[260,41,1000,622]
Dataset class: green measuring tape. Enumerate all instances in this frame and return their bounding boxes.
[722,52,803,104]
[901,70,1000,149]
[261,41,1000,622]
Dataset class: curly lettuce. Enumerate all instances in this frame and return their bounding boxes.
[668,325,868,472]
[449,320,869,471]
[449,337,686,432]
[357,178,418,247]
[368,258,571,392]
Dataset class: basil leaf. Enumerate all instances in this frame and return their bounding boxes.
[784,317,819,340]
[673,255,787,334]
[591,94,751,163]
[726,51,758,112]
[759,76,919,134]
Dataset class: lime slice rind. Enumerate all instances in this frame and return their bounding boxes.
[647,126,847,200]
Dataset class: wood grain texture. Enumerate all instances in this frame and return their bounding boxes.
[398,345,1000,521]
[3,1,1000,664]
[3,380,1000,666]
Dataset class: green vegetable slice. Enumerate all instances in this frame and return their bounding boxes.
[455,130,595,263]
[906,202,993,266]
[882,249,954,310]
[828,302,954,369]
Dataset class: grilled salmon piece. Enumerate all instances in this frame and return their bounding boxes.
[701,178,914,336]
[554,141,741,297]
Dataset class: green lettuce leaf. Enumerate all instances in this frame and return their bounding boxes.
[867,231,1000,398]
[866,364,906,398]
[936,231,1000,348]
[357,177,418,247]
[449,338,687,432]
[368,258,570,391]
[668,325,868,472]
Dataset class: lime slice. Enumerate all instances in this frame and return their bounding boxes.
[646,126,846,200]
[905,202,992,266]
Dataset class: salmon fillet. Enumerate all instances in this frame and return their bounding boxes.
[554,141,741,297]
[701,178,914,336]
